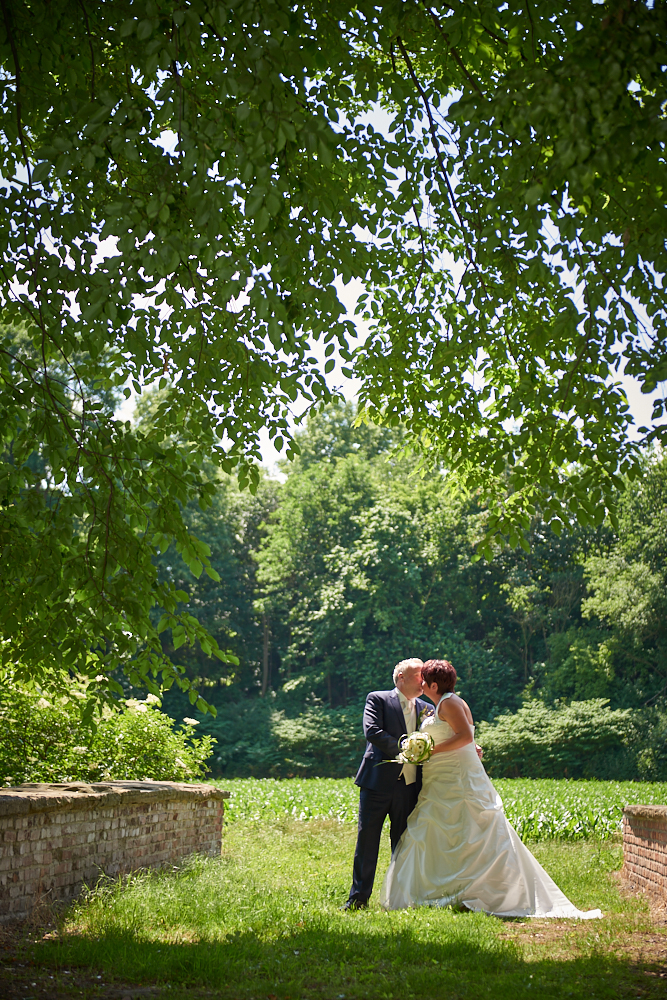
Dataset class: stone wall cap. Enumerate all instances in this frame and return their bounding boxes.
[0,780,229,817]
[623,804,667,820]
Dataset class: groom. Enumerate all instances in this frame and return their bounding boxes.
[344,658,430,910]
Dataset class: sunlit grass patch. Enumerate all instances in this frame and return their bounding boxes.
[44,824,514,995]
[28,818,665,1000]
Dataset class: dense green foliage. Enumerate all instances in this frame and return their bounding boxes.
[356,0,667,549]
[219,776,667,842]
[148,403,667,779]
[1,1,666,710]
[0,681,214,784]
[150,468,280,694]
[477,700,667,781]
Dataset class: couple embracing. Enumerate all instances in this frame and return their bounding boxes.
[345,657,602,919]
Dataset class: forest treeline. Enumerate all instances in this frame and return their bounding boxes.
[149,400,667,780]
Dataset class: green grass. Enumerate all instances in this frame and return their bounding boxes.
[219,776,667,841]
[29,814,666,1000]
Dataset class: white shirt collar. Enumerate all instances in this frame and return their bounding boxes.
[394,687,416,709]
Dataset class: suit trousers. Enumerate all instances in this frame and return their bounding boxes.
[348,778,419,904]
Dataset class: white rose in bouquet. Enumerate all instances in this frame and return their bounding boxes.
[397,730,435,765]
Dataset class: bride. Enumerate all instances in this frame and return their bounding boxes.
[380,659,602,918]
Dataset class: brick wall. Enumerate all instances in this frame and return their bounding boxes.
[0,780,228,922]
[623,804,667,898]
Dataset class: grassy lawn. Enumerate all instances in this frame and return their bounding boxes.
[4,816,666,1000]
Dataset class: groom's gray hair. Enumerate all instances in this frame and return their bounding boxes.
[393,658,424,683]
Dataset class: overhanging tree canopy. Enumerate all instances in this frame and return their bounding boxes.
[0,0,665,707]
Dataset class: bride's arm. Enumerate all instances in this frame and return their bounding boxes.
[430,699,474,755]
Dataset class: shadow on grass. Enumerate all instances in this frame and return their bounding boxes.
[28,915,667,1000]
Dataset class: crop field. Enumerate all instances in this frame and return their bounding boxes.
[216,776,667,841]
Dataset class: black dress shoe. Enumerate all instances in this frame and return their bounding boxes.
[342,899,368,911]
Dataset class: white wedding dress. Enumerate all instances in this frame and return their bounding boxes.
[380,695,602,918]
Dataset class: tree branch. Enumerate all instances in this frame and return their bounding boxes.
[424,6,484,95]
[395,36,485,291]
[76,0,96,101]
[0,0,31,185]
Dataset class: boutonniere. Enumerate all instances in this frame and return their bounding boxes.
[418,705,434,725]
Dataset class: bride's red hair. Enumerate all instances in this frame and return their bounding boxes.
[422,659,457,694]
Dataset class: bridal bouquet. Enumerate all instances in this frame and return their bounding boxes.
[397,730,435,765]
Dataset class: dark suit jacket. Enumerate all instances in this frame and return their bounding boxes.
[354,689,431,794]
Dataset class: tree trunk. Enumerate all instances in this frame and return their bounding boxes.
[261,613,269,696]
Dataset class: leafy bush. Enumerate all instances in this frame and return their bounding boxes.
[182,690,667,782]
[0,686,215,785]
[477,699,667,781]
[198,694,365,779]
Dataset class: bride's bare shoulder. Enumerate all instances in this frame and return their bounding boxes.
[456,694,474,723]
[444,692,473,723]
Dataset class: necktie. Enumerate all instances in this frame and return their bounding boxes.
[400,695,417,785]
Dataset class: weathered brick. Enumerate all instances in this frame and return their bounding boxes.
[623,806,667,900]
[0,782,226,920]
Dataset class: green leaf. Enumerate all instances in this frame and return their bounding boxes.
[524,184,543,206]
[31,161,51,184]
[136,18,154,40]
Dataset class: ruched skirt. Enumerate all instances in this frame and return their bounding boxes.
[380,744,601,918]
